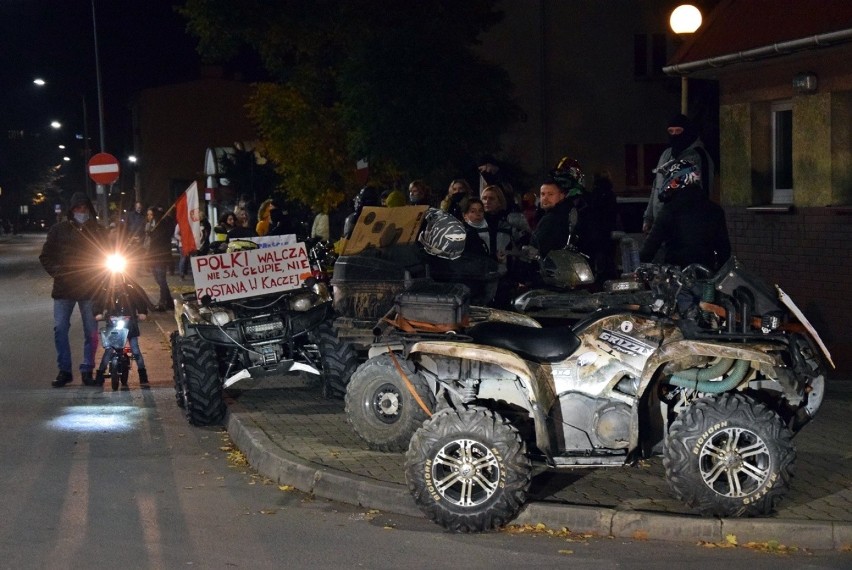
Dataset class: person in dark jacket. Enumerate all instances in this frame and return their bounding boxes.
[639,160,731,270]
[530,178,574,259]
[146,206,176,311]
[39,192,108,387]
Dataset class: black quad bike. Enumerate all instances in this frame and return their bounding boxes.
[170,273,357,426]
[362,258,832,532]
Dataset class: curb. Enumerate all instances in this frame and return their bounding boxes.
[224,405,852,551]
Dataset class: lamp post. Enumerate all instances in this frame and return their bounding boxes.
[669,4,703,115]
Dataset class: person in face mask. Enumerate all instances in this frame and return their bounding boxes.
[642,113,715,235]
[39,192,109,387]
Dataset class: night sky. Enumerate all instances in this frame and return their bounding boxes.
[1,0,203,156]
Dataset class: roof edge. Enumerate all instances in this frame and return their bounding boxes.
[664,28,852,76]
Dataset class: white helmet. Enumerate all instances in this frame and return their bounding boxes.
[418,208,466,260]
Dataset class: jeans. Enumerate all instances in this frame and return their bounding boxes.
[53,298,98,373]
[151,263,172,307]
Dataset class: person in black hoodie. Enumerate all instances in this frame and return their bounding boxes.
[39,192,108,387]
[640,160,731,271]
[146,206,176,311]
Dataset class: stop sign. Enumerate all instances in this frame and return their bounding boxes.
[87,152,120,185]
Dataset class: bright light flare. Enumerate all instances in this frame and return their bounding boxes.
[106,253,128,273]
[47,405,141,433]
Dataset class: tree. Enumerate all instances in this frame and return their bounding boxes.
[178,0,519,207]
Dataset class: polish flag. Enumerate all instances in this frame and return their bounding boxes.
[175,181,202,256]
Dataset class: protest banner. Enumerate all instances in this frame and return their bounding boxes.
[191,242,311,302]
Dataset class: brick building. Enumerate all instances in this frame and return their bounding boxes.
[666,0,852,375]
[130,67,256,209]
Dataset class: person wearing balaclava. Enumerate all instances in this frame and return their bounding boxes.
[642,113,714,234]
[39,192,108,387]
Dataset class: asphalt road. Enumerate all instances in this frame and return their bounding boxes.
[0,232,848,569]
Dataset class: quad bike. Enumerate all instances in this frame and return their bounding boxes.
[343,281,541,452]
[171,241,358,426]
[367,258,832,532]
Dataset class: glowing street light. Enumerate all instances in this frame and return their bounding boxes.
[50,120,62,129]
[670,4,702,34]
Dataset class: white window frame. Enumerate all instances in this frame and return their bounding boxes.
[771,100,793,204]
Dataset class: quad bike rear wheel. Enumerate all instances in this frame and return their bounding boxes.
[663,392,795,517]
[180,336,226,426]
[345,353,436,452]
[405,407,531,532]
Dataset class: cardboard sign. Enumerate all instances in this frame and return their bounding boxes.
[343,205,428,255]
[191,243,311,302]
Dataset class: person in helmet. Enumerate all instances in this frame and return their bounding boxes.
[343,185,382,239]
[639,159,731,270]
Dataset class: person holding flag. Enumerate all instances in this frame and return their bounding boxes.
[147,183,203,308]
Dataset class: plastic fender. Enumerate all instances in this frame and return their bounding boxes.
[639,338,779,393]
[408,340,557,455]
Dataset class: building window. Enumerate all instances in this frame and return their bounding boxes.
[772,101,793,204]
[633,34,668,78]
[624,143,668,190]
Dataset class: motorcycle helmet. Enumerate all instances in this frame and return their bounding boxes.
[659,159,701,203]
[418,208,466,260]
[354,185,382,213]
[551,156,585,197]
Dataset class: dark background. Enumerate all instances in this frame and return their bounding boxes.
[1,0,202,155]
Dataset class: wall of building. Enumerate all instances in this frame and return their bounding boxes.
[479,0,687,191]
[715,48,852,376]
[133,70,256,209]
[726,207,852,376]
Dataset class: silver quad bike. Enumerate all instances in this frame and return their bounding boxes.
[390,258,831,532]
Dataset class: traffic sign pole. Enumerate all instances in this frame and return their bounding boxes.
[87,153,120,225]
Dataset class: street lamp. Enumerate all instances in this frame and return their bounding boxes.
[34,78,92,196]
[669,4,703,114]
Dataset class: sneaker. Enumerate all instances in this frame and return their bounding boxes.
[94,370,105,386]
[52,371,73,388]
[81,370,95,386]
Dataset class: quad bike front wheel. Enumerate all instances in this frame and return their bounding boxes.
[170,331,186,409]
[345,353,435,452]
[663,392,795,517]
[180,336,226,426]
[405,407,531,533]
[108,352,129,391]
